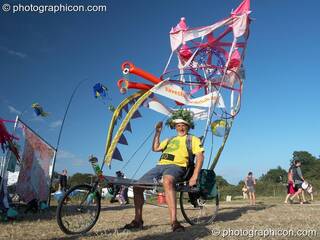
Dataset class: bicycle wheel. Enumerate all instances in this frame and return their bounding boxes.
[56,184,101,234]
[180,191,219,225]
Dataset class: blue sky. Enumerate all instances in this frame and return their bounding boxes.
[1,0,319,184]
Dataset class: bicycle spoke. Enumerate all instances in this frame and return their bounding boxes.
[180,191,218,225]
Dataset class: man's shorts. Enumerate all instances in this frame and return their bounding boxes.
[139,164,186,184]
[247,186,255,193]
[294,182,303,192]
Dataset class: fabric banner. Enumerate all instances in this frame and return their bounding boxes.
[151,81,225,108]
[232,14,249,38]
[16,120,56,203]
[144,96,209,120]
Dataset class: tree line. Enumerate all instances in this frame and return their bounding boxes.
[217,151,320,199]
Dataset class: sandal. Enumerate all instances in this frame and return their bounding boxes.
[123,220,144,230]
[172,221,185,232]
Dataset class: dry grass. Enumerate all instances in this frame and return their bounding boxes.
[1,198,320,240]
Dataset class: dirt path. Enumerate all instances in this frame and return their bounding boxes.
[1,200,320,240]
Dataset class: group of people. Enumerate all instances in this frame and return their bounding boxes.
[285,160,313,204]
[109,170,129,205]
[241,160,314,206]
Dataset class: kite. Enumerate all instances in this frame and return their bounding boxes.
[31,103,49,117]
[103,0,251,171]
[93,83,115,113]
[93,83,109,99]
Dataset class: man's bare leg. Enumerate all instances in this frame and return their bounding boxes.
[248,192,252,205]
[290,188,302,203]
[163,175,177,224]
[284,193,291,203]
[133,187,145,222]
[301,190,306,202]
[252,192,256,205]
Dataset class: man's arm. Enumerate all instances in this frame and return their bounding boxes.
[152,121,163,152]
[188,152,204,187]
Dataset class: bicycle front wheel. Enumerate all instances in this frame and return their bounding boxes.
[180,191,219,225]
[56,184,101,235]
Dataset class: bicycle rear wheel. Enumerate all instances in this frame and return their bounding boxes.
[56,184,101,234]
[180,191,219,225]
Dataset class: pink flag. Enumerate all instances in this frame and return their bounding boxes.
[170,17,188,33]
[16,121,55,203]
[232,0,250,15]
[228,49,241,69]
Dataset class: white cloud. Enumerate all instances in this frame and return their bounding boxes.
[57,149,86,167]
[29,116,45,122]
[49,120,62,129]
[0,46,27,59]
[8,105,21,115]
[57,149,76,159]
[72,161,86,167]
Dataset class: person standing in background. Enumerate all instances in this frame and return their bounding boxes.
[245,172,256,205]
[59,169,68,192]
[290,160,305,204]
[284,164,296,203]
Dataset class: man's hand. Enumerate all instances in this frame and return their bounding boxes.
[155,121,163,133]
[188,175,198,187]
[188,152,204,187]
[152,122,163,152]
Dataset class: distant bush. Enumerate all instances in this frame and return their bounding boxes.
[68,173,96,187]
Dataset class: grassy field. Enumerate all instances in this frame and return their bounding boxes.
[1,197,320,240]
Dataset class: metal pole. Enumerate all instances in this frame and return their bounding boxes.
[48,78,89,206]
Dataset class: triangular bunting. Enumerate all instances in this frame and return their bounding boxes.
[118,134,128,145]
[118,109,123,119]
[132,110,142,119]
[142,99,149,107]
[112,147,123,161]
[124,105,129,113]
[128,99,136,107]
[125,122,132,133]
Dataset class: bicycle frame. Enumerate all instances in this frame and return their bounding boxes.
[56,157,219,235]
[89,156,199,194]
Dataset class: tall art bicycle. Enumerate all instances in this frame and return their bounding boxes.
[56,0,252,235]
[57,156,219,234]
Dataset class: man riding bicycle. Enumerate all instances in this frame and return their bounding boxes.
[124,110,204,232]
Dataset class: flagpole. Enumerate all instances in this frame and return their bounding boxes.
[48,78,89,206]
